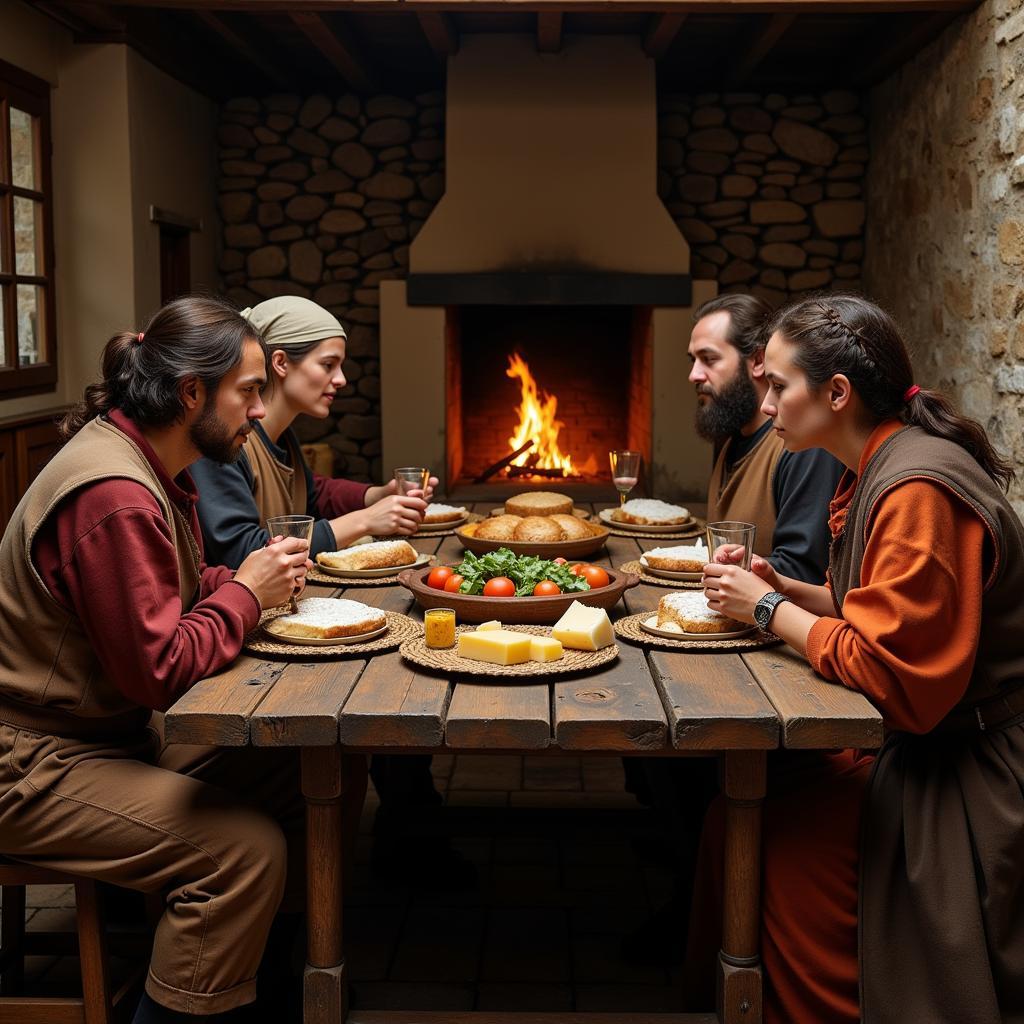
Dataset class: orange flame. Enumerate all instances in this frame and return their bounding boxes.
[506,353,576,475]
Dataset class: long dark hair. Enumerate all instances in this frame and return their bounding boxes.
[61,296,266,440]
[768,293,1014,489]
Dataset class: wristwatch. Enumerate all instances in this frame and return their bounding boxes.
[754,592,791,632]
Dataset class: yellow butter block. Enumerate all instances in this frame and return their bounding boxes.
[477,620,502,631]
[551,600,615,651]
[457,629,532,665]
[529,636,563,662]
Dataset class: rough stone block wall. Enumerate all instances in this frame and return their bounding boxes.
[657,91,868,308]
[217,91,445,482]
[863,0,1024,515]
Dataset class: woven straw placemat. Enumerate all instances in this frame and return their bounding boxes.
[306,555,434,587]
[244,609,419,659]
[618,560,703,590]
[400,624,619,679]
[614,612,781,652]
[603,516,707,541]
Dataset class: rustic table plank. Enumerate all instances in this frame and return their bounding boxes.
[742,645,883,750]
[338,651,449,748]
[649,651,778,750]
[622,581,662,617]
[250,659,365,747]
[552,639,668,751]
[445,679,551,749]
[164,655,284,746]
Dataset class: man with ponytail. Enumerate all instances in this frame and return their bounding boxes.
[0,296,336,1022]
[698,293,1024,1023]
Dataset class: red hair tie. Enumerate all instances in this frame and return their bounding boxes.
[135,332,144,345]
[903,384,920,402]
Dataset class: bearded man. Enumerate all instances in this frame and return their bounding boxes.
[689,293,842,584]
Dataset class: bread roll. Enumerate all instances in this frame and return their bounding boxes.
[316,540,417,571]
[475,514,522,541]
[505,491,574,518]
[513,516,563,542]
[550,513,589,540]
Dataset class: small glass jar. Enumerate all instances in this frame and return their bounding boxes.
[424,607,457,649]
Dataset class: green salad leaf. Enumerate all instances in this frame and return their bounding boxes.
[454,548,592,597]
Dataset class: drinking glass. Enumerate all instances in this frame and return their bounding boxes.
[266,514,314,612]
[609,450,641,507]
[706,521,756,571]
[394,466,430,497]
[424,607,457,649]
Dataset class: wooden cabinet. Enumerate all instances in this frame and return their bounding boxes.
[0,408,66,532]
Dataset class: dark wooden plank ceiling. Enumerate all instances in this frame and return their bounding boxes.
[28,1,975,98]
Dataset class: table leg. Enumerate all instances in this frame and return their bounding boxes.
[718,750,767,1024]
[302,745,347,1024]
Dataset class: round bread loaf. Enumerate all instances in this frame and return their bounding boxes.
[505,491,574,518]
[549,513,589,540]
[656,591,743,634]
[513,516,563,542]
[475,514,522,541]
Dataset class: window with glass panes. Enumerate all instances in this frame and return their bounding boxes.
[0,59,56,397]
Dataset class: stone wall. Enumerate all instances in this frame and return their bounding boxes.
[217,91,445,482]
[863,0,1024,515]
[657,91,868,307]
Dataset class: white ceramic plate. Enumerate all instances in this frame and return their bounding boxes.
[315,551,431,579]
[262,622,389,646]
[416,513,469,531]
[599,508,695,533]
[639,616,756,641]
[638,558,703,581]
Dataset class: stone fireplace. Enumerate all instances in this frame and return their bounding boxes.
[381,34,715,501]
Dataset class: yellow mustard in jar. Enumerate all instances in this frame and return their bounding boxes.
[424,607,456,649]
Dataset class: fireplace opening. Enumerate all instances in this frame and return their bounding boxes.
[446,305,653,495]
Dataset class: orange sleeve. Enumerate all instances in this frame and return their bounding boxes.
[805,479,989,734]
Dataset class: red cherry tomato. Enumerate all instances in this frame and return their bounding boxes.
[443,573,465,593]
[578,565,610,589]
[482,576,516,597]
[570,562,587,576]
[427,566,454,590]
[553,557,568,566]
[533,580,561,596]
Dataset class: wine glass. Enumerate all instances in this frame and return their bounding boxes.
[609,450,641,508]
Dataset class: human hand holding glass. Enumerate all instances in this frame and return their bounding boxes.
[266,514,314,613]
[609,450,641,507]
[394,466,430,497]
[706,521,756,571]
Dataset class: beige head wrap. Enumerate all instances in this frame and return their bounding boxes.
[241,296,346,350]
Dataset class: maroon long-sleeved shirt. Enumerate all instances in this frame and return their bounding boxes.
[31,410,261,712]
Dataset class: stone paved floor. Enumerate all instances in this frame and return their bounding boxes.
[8,754,693,1015]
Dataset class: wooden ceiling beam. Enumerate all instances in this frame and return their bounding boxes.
[27,0,125,35]
[536,11,562,52]
[853,10,959,84]
[290,11,378,92]
[643,13,686,58]
[194,10,291,90]
[729,12,797,85]
[417,11,460,57]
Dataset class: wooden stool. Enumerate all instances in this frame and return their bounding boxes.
[0,858,144,1023]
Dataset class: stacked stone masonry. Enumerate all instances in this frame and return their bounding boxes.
[217,91,445,482]
[657,90,868,309]
[863,0,1024,516]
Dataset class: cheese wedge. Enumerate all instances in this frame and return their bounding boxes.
[529,636,564,662]
[477,620,502,631]
[551,601,615,651]
[457,628,532,665]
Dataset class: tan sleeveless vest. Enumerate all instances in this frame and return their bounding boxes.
[0,417,200,726]
[705,426,784,558]
[244,428,308,526]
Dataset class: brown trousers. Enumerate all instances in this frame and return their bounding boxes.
[0,715,366,1015]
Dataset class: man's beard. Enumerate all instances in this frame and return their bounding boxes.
[189,398,251,464]
[694,365,761,442]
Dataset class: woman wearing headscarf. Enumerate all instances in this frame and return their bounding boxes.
[695,294,1024,1023]
[192,295,436,569]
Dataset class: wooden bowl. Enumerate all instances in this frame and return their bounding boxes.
[398,565,641,624]
[455,522,610,560]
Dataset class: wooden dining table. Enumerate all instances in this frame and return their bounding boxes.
[164,503,883,1024]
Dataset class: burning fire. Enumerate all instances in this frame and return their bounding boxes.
[506,353,590,478]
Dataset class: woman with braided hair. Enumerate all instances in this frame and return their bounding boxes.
[697,293,1024,1023]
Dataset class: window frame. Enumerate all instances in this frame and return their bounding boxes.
[0,57,57,398]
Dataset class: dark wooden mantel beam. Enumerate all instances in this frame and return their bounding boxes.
[643,13,686,58]
[417,11,460,57]
[729,12,796,85]
[536,11,562,52]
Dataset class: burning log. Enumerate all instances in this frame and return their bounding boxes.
[473,439,536,484]
[507,465,572,479]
